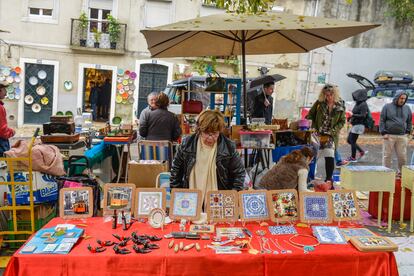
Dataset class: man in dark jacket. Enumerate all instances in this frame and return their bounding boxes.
[89,81,99,121]
[379,91,412,171]
[100,79,111,120]
[251,82,274,124]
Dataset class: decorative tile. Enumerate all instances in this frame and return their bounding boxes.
[328,190,360,221]
[312,226,347,244]
[59,187,93,219]
[267,189,299,222]
[299,192,332,223]
[340,228,376,240]
[239,190,270,222]
[135,188,166,218]
[269,225,297,235]
[103,184,136,216]
[206,190,239,223]
[170,189,202,221]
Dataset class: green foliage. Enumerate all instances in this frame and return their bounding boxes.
[78,11,88,37]
[203,0,275,14]
[224,56,240,75]
[384,0,414,24]
[92,27,102,43]
[192,56,217,75]
[107,15,121,43]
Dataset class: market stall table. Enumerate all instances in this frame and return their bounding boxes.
[341,166,396,233]
[5,217,398,276]
[401,165,414,232]
[103,136,132,183]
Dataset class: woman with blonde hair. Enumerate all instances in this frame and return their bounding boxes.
[306,84,346,184]
[170,110,245,202]
[259,147,314,191]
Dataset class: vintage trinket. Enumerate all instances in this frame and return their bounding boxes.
[97,240,115,247]
[133,244,151,254]
[179,241,184,250]
[195,243,201,252]
[113,245,131,254]
[87,244,106,253]
[183,243,195,251]
[168,240,175,249]
[174,244,179,253]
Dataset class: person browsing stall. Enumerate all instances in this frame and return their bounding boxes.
[251,82,274,124]
[139,93,181,141]
[0,83,15,156]
[259,147,314,192]
[170,110,245,201]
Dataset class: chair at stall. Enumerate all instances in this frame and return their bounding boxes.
[137,140,173,168]
[156,172,171,209]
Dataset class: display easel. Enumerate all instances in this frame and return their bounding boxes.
[0,128,39,248]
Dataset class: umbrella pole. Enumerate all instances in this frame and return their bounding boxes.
[241,31,249,169]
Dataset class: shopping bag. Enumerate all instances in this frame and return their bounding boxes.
[182,100,203,114]
[205,70,226,92]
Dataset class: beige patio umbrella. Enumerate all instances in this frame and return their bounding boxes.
[141,12,380,118]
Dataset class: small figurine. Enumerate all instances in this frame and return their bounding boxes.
[113,245,131,254]
[97,240,115,247]
[112,234,130,247]
[133,244,151,254]
[87,244,106,253]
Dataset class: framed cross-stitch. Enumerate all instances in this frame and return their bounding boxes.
[312,226,347,244]
[350,236,398,252]
[103,183,136,216]
[328,190,360,222]
[135,188,166,218]
[267,189,299,223]
[59,187,93,219]
[170,188,202,221]
[239,190,270,222]
[299,192,332,224]
[206,190,239,223]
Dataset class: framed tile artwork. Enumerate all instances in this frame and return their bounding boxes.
[239,190,270,222]
[328,190,360,221]
[135,188,166,218]
[267,189,299,223]
[340,228,376,241]
[312,226,347,244]
[102,183,136,216]
[299,192,332,224]
[59,187,93,219]
[205,190,239,223]
[170,188,202,221]
[349,236,398,252]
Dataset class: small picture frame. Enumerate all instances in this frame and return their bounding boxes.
[350,236,398,252]
[312,226,347,244]
[340,228,376,241]
[328,190,360,221]
[135,188,166,218]
[205,190,239,223]
[103,183,136,216]
[59,187,93,219]
[189,224,215,233]
[299,192,332,224]
[239,190,270,222]
[170,188,202,221]
[267,189,299,223]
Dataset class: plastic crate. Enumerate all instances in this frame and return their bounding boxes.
[239,130,272,148]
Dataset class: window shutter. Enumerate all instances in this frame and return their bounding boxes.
[89,0,113,11]
[28,0,54,9]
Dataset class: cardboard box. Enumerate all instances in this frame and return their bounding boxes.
[16,203,56,221]
[127,161,169,188]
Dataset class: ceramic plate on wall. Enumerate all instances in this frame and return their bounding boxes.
[10,71,16,77]
[128,96,134,104]
[124,85,129,91]
[6,85,14,93]
[129,84,136,90]
[117,77,123,83]
[112,116,122,124]
[7,92,15,100]
[15,87,21,94]
[123,75,129,80]
[127,90,133,95]
[125,70,130,75]
[32,103,41,113]
[129,72,137,79]
[41,97,49,105]
[118,88,124,94]
[15,94,20,100]
[122,79,129,86]
[6,76,13,83]
[36,85,46,96]
[115,95,122,103]
[117,68,124,76]
[29,76,38,86]
[14,67,21,74]
[25,95,34,105]
[0,76,5,82]
[12,82,19,88]
[117,83,123,90]
[14,76,21,83]
[2,68,10,76]
[64,81,73,91]
[38,70,47,80]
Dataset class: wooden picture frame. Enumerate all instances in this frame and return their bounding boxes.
[299,192,333,224]
[170,188,202,221]
[59,187,93,219]
[349,236,398,252]
[135,188,166,218]
[205,190,239,223]
[328,190,360,222]
[340,228,376,241]
[267,189,299,223]
[103,183,136,216]
[312,226,347,244]
[239,190,270,222]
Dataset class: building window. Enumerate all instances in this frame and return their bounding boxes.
[89,8,111,33]
[29,7,53,17]
[23,0,59,23]
[144,0,173,28]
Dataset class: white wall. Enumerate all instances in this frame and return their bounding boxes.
[330,47,414,101]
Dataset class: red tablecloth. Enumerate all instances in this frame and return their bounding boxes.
[368,178,412,221]
[5,217,399,276]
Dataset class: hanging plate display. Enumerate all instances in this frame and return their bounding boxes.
[36,85,46,96]
[41,97,49,105]
[14,67,21,74]
[64,81,73,91]
[129,84,136,91]
[15,94,20,100]
[129,72,137,79]
[128,96,135,104]
[122,99,127,104]
[14,76,21,83]
[32,103,41,113]
[24,95,34,105]
[148,208,165,229]
[122,92,129,100]
[117,77,123,83]
[2,68,10,76]
[15,87,21,94]
[6,76,13,83]
[117,83,123,90]
[127,90,133,95]
[125,70,130,75]
[112,116,122,125]
[115,95,122,103]
[124,85,129,91]
[118,88,124,94]
[0,76,5,82]
[12,82,19,88]
[6,86,14,93]
[10,71,16,77]
[38,70,47,80]
[29,76,38,86]
[7,92,15,100]
[117,68,124,76]
[123,74,129,80]
[122,79,129,86]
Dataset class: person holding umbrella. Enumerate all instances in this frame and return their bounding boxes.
[251,82,274,124]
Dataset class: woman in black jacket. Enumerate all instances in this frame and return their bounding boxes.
[170,110,245,199]
[346,89,368,162]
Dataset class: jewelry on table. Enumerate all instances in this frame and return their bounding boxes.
[288,234,320,253]
[256,230,266,236]
[271,238,292,254]
[262,237,278,254]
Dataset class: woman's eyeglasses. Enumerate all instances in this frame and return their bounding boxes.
[323,84,336,91]
[201,132,220,139]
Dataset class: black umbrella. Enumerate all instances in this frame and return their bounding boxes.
[248,74,286,89]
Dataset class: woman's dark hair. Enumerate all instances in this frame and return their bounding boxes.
[283,147,314,163]
[156,93,170,109]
